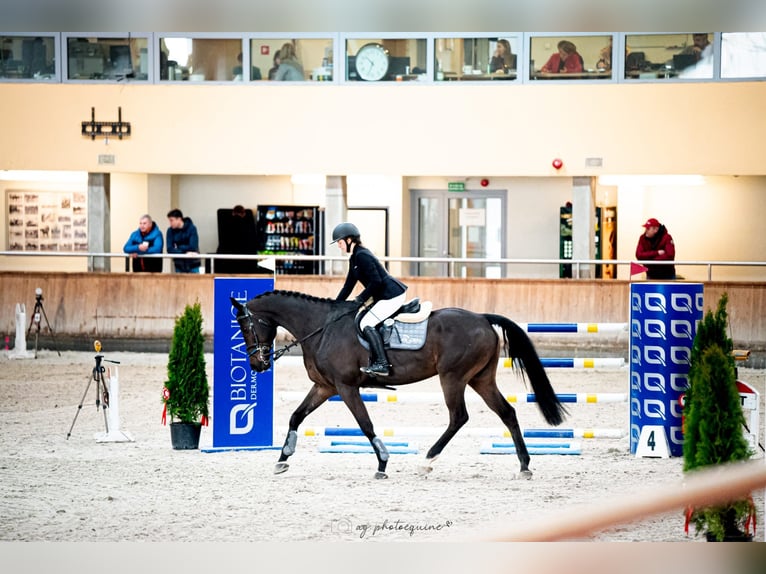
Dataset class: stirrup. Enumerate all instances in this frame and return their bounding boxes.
[360,363,390,377]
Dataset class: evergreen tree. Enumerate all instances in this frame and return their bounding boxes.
[164,301,209,423]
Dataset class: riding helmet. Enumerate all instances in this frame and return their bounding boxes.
[331,222,360,243]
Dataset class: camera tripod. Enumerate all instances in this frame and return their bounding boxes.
[26,291,60,358]
[66,350,121,440]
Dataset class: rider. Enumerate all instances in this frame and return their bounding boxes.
[332,222,407,377]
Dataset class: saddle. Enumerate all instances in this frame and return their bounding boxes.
[355,297,433,351]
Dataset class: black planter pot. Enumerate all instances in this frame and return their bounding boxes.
[170,421,202,450]
[705,531,754,542]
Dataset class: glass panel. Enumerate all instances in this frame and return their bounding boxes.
[434,37,519,81]
[529,35,613,80]
[417,197,444,276]
[159,37,242,81]
[346,38,426,82]
[67,36,148,80]
[624,33,713,80]
[721,33,766,79]
[0,35,56,79]
[448,197,503,278]
[250,38,333,81]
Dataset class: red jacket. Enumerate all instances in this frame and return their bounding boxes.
[541,52,584,73]
[636,225,676,279]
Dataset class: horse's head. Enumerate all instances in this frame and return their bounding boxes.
[230,297,277,372]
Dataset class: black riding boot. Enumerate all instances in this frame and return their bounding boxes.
[361,326,390,377]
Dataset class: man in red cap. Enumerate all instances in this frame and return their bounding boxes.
[636,217,676,280]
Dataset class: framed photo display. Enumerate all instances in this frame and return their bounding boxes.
[6,190,88,252]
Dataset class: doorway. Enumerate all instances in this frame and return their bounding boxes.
[410,189,506,277]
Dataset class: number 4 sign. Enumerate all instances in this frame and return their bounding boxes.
[635,425,670,458]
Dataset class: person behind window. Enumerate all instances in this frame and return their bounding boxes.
[635,217,676,280]
[268,50,281,80]
[540,40,584,73]
[596,38,612,71]
[166,209,201,273]
[274,42,304,81]
[332,222,407,377]
[490,39,514,73]
[123,214,164,272]
[681,33,712,62]
[233,52,262,80]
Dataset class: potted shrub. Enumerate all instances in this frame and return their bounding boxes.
[682,293,756,541]
[162,301,210,449]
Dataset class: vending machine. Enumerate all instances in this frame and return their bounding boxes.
[254,205,324,274]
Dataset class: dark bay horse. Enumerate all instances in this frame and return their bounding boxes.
[231,290,567,479]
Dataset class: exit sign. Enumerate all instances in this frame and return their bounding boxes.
[448,182,465,192]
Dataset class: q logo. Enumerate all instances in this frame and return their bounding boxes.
[671,293,693,313]
[644,346,666,366]
[230,403,257,435]
[670,373,689,392]
[631,293,642,312]
[670,346,692,366]
[670,320,693,339]
[645,293,666,314]
[644,319,666,340]
[631,319,641,339]
[643,399,666,420]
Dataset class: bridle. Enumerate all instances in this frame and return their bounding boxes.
[236,302,359,368]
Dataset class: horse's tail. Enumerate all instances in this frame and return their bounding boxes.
[483,313,567,426]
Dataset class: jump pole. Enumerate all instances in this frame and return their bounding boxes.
[280,391,627,404]
[284,426,627,439]
[517,322,628,334]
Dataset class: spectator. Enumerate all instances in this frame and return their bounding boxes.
[268,50,281,80]
[681,33,712,63]
[123,214,164,272]
[636,217,676,280]
[273,42,304,81]
[490,39,515,73]
[166,209,201,273]
[540,40,584,73]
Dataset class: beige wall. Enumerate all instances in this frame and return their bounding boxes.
[0,81,765,279]
[1,82,765,176]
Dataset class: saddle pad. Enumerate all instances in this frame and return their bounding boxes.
[357,318,429,351]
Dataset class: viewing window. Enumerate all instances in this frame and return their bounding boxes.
[345,37,427,82]
[0,35,56,80]
[529,35,613,80]
[159,37,242,82]
[721,33,766,79]
[434,37,520,81]
[249,38,334,81]
[66,36,149,81]
[624,33,714,80]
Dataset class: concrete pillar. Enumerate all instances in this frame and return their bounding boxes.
[325,176,347,275]
[572,176,595,278]
[87,173,111,272]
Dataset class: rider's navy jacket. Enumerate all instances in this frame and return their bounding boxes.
[336,244,407,303]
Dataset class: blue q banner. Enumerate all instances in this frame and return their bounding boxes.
[213,277,274,448]
[629,282,704,456]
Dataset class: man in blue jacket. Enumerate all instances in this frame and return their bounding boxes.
[123,214,164,272]
[166,209,201,273]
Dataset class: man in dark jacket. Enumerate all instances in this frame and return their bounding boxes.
[635,217,676,280]
[166,209,201,273]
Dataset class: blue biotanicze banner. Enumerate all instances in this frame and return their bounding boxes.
[213,277,274,448]
[629,282,704,457]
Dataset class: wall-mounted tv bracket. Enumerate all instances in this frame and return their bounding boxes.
[82,107,131,140]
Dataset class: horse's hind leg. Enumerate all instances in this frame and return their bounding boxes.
[469,375,533,479]
[421,375,469,475]
[335,383,389,479]
[275,383,334,475]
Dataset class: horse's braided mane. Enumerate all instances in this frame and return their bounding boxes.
[253,289,337,305]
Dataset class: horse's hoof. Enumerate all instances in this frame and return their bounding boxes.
[516,470,533,480]
[274,462,290,474]
[374,471,388,480]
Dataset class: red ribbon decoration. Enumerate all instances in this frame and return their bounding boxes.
[161,387,170,425]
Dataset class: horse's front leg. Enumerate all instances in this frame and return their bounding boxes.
[335,383,389,479]
[275,383,333,475]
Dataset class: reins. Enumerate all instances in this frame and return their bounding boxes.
[241,303,359,364]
